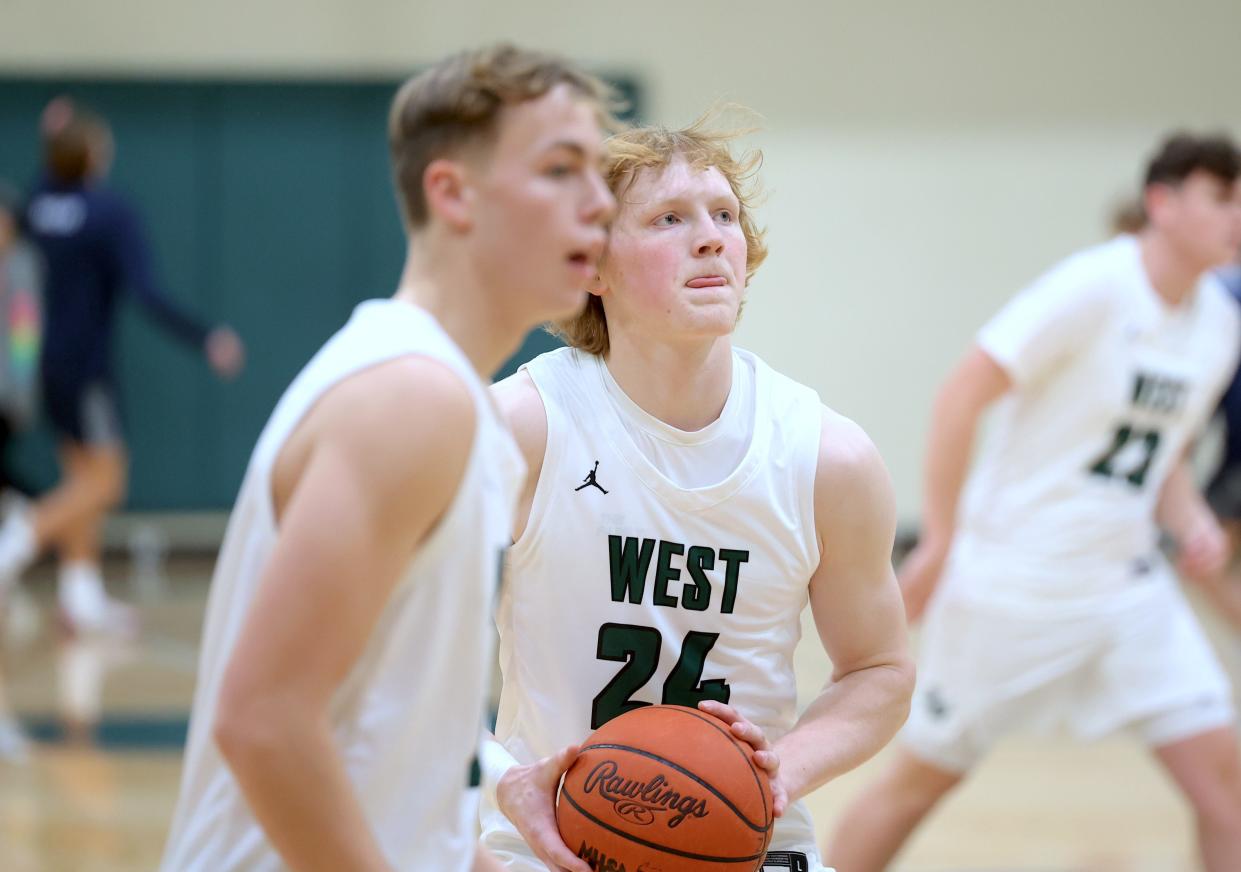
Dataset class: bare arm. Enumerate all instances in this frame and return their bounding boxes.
[1158,457,1238,625]
[1157,457,1220,549]
[900,346,1012,621]
[493,370,548,542]
[486,371,590,872]
[772,411,915,802]
[213,357,476,872]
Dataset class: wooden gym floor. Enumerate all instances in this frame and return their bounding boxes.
[0,555,1234,872]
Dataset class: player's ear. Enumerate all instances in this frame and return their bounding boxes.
[1143,182,1174,228]
[586,254,612,297]
[423,158,472,231]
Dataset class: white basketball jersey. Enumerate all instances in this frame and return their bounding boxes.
[162,299,524,872]
[959,234,1241,595]
[481,346,826,855]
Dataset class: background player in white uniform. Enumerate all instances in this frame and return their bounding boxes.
[480,116,915,872]
[828,133,1241,872]
[160,45,614,872]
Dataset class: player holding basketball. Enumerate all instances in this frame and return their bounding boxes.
[480,116,914,872]
[160,45,613,872]
[828,133,1241,872]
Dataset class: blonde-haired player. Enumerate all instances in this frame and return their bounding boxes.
[480,115,914,872]
[160,45,614,872]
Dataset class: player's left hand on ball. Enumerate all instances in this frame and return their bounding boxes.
[496,744,592,872]
[1178,520,1230,582]
[697,700,788,818]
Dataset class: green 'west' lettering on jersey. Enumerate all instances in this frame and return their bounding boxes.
[607,535,750,614]
[1131,371,1187,415]
[682,546,714,611]
[609,535,655,603]
[719,548,748,614]
[653,540,684,608]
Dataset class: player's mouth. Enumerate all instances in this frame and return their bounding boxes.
[685,275,727,288]
[567,240,605,278]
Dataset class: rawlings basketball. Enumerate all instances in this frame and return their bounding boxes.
[556,704,774,871]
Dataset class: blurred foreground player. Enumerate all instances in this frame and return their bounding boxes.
[160,45,613,872]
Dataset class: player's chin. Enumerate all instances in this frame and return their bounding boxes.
[542,285,591,323]
[686,316,737,341]
[699,298,744,326]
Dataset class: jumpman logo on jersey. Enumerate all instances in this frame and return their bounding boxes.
[575,461,609,494]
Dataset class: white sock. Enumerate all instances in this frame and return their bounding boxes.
[0,510,36,588]
[59,639,104,724]
[58,560,106,621]
[0,489,29,520]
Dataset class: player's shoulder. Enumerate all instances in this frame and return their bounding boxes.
[813,406,895,534]
[494,345,591,412]
[318,355,477,461]
[493,367,545,427]
[1065,233,1134,271]
[341,352,473,411]
[1196,273,1241,356]
[735,346,820,412]
[491,346,593,483]
[270,354,479,530]
[87,185,132,218]
[1004,237,1131,330]
[493,344,577,412]
[816,407,885,482]
[1034,236,1131,295]
[492,367,549,472]
[326,358,480,536]
[1199,271,1241,322]
[85,187,142,239]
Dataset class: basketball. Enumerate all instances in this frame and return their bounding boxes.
[556,704,774,872]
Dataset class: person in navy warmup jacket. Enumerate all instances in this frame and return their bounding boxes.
[3,98,244,635]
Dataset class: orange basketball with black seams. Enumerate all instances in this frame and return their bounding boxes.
[556,704,774,872]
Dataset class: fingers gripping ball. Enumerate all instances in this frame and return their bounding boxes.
[556,705,774,871]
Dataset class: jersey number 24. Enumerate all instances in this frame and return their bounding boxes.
[591,623,731,728]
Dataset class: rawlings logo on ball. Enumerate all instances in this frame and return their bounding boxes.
[582,759,709,828]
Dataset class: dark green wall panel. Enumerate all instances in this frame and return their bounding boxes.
[0,76,640,509]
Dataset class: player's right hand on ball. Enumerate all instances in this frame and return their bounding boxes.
[496,744,592,872]
[898,537,950,624]
[697,699,787,817]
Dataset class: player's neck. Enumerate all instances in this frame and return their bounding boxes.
[1138,232,1203,308]
[392,244,525,379]
[603,333,734,431]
